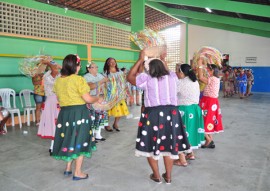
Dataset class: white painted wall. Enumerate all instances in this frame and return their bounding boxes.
[180,24,270,67]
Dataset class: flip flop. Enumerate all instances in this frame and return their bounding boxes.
[173,160,188,167]
[186,153,195,160]
[149,174,162,184]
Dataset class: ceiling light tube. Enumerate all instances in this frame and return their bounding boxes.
[205,7,212,13]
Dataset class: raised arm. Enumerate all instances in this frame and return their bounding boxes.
[127,50,145,85]
[198,58,208,84]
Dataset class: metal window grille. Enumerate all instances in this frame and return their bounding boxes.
[159,25,181,71]
[96,24,130,48]
[0,2,93,43]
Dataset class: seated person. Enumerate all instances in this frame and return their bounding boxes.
[0,107,10,135]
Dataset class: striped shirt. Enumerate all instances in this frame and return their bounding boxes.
[203,76,220,98]
[136,72,178,107]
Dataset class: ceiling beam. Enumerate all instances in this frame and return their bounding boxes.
[147,0,270,18]
[180,18,270,38]
[145,1,187,23]
[168,8,270,32]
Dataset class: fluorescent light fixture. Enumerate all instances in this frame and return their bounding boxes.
[205,7,212,13]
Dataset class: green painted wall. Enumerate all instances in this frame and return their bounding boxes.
[0,0,140,112]
[91,46,139,73]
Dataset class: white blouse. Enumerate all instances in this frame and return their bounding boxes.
[44,71,60,96]
[177,77,200,105]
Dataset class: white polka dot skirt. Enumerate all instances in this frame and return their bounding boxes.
[52,104,96,162]
[135,105,190,160]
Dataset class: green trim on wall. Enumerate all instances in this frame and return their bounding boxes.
[0,54,88,61]
[1,0,131,31]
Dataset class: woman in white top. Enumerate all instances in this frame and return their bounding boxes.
[175,64,204,164]
[84,62,108,141]
[37,62,61,154]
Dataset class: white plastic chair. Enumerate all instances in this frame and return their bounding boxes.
[0,88,22,128]
[19,89,36,126]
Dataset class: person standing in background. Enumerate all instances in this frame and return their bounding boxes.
[237,68,248,99]
[103,57,129,132]
[32,72,46,126]
[37,61,61,155]
[198,59,224,148]
[84,62,108,142]
[246,69,254,96]
[175,64,204,164]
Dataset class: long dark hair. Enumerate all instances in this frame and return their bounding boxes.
[180,64,197,82]
[61,54,80,76]
[103,57,119,76]
[207,64,219,78]
[148,59,169,79]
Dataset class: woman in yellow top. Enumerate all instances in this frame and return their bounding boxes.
[52,54,100,181]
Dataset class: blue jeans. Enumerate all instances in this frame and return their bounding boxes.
[34,94,46,104]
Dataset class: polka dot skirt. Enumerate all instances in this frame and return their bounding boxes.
[135,105,190,160]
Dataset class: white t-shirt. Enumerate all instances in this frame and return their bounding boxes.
[84,73,105,95]
[177,77,200,105]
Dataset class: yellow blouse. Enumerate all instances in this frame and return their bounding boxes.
[53,74,90,107]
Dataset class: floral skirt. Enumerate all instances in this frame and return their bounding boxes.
[108,99,129,117]
[52,104,96,162]
[178,104,205,149]
[199,96,224,134]
[135,105,190,160]
[89,109,109,130]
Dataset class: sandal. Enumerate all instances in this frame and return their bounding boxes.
[173,160,188,167]
[149,174,161,184]
[201,140,215,149]
[186,153,195,160]
[162,173,171,184]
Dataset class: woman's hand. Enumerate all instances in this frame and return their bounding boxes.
[101,77,109,84]
[139,49,146,61]
[198,58,203,67]
[98,96,104,104]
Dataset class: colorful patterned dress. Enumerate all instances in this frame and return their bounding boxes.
[177,77,205,149]
[52,75,96,162]
[199,76,224,134]
[135,72,190,160]
[107,71,129,117]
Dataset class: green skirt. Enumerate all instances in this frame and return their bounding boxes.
[178,104,205,149]
[52,104,96,162]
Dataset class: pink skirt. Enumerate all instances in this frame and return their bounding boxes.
[199,96,224,134]
[37,94,59,140]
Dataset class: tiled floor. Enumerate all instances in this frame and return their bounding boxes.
[0,93,270,191]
